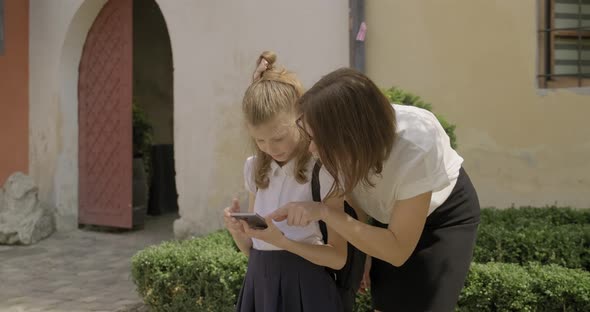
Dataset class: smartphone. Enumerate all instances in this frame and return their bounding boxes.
[229,212,268,230]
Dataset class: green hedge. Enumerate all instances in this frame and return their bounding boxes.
[481,206,590,228]
[132,207,590,311]
[131,231,247,312]
[474,223,590,270]
[132,233,590,312]
[475,206,590,270]
[352,263,590,312]
[457,263,590,312]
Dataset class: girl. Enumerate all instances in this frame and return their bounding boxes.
[223,52,347,312]
[270,68,481,312]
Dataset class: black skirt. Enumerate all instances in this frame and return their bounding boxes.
[236,249,343,312]
[370,167,480,312]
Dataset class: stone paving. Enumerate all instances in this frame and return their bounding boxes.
[0,214,178,312]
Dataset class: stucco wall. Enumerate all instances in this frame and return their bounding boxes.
[155,0,349,237]
[366,0,590,208]
[29,0,349,234]
[0,0,29,185]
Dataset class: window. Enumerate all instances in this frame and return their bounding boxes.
[538,0,590,88]
[0,0,4,55]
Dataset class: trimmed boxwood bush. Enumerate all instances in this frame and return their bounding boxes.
[481,206,590,228]
[132,207,590,311]
[474,223,590,270]
[131,231,246,312]
[457,263,590,312]
[475,206,590,270]
[354,263,590,312]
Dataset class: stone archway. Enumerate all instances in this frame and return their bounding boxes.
[56,0,175,231]
[56,0,108,231]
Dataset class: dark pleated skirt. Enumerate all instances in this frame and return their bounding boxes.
[370,167,481,312]
[236,249,343,312]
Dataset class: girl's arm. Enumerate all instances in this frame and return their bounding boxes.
[269,191,432,267]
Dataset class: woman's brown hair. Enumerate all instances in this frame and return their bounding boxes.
[298,67,396,194]
[242,51,311,189]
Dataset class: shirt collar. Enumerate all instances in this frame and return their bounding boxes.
[270,158,296,176]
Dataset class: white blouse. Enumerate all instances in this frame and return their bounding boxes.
[244,156,335,250]
[349,104,464,224]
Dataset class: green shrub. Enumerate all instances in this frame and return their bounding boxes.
[458,263,590,312]
[132,207,590,311]
[475,207,590,270]
[528,263,590,311]
[132,234,590,312]
[382,86,457,149]
[353,290,372,312]
[131,231,246,312]
[481,206,590,228]
[354,263,590,312]
[474,223,590,270]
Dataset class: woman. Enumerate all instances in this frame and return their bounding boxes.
[269,68,480,312]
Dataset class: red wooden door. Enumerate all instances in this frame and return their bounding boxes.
[78,0,133,228]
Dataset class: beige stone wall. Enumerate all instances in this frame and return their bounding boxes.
[29,0,349,233]
[155,0,349,237]
[365,0,590,208]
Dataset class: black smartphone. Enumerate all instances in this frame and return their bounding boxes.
[229,212,268,230]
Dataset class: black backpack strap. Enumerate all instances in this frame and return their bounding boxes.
[311,160,322,202]
[311,160,367,312]
[311,160,328,244]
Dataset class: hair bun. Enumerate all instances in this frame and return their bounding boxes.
[258,51,277,69]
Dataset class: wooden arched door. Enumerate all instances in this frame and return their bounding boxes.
[78,0,133,228]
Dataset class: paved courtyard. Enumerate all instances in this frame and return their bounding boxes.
[0,214,177,312]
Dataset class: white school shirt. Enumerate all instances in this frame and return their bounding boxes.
[349,104,464,224]
[244,156,335,251]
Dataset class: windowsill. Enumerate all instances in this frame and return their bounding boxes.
[537,77,590,95]
[536,85,590,96]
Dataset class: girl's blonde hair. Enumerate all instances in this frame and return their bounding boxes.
[242,51,311,189]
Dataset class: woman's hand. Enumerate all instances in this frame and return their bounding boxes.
[359,256,372,293]
[268,201,327,226]
[223,199,247,238]
[241,217,286,247]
